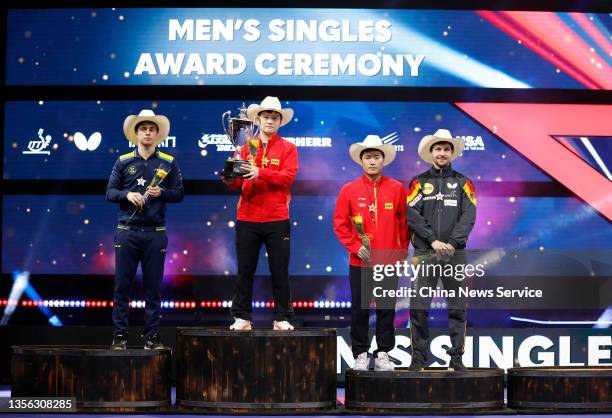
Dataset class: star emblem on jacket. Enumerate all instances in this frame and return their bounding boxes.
[436,192,444,201]
[137,177,147,187]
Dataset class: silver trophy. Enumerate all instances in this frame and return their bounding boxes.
[221,104,257,178]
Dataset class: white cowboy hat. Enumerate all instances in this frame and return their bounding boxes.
[417,129,464,165]
[246,96,294,127]
[349,135,397,166]
[123,109,170,146]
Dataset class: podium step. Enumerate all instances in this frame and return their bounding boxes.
[345,367,504,413]
[11,345,171,412]
[176,327,337,412]
[508,366,612,412]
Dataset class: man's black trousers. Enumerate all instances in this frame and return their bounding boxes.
[349,265,397,358]
[231,220,294,321]
[409,250,467,364]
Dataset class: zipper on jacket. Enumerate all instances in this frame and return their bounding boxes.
[437,169,442,239]
[374,182,378,226]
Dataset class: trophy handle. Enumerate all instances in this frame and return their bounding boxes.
[221,111,231,138]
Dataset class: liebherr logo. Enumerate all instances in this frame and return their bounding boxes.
[284,137,332,147]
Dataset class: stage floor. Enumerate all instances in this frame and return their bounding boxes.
[1,386,611,417]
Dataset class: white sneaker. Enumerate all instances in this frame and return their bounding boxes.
[353,352,369,371]
[374,351,394,371]
[229,318,252,330]
[273,320,294,330]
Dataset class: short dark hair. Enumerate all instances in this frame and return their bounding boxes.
[135,120,159,133]
[430,141,454,153]
[360,148,385,160]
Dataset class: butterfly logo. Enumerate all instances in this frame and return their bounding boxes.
[73,132,102,151]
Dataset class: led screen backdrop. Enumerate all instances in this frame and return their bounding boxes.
[3,100,550,181]
[3,101,612,276]
[6,9,612,88]
[3,194,611,276]
[5,100,611,218]
[2,8,611,325]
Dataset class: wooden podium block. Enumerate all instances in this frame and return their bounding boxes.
[11,345,171,412]
[508,367,612,412]
[176,328,337,411]
[345,367,504,413]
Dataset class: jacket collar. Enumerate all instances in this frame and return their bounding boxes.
[133,147,159,160]
[258,133,280,147]
[361,174,385,186]
[428,164,453,178]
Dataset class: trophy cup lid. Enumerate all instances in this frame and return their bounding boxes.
[237,103,249,120]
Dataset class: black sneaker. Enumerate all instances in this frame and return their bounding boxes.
[449,356,467,371]
[408,358,425,371]
[144,333,165,350]
[111,333,128,350]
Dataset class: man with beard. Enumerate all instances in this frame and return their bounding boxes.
[406,129,476,371]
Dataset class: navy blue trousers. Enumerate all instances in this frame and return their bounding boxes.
[112,227,168,338]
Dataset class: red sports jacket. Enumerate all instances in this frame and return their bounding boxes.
[334,175,409,267]
[226,134,298,222]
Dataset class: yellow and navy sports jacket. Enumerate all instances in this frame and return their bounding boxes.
[106,148,184,227]
[406,164,476,250]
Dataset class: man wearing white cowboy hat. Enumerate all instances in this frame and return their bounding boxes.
[223,97,298,331]
[333,135,409,371]
[406,128,476,371]
[107,109,184,350]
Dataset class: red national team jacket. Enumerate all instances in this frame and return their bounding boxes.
[226,134,298,222]
[334,175,410,267]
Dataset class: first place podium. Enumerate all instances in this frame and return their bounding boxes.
[175,327,337,412]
